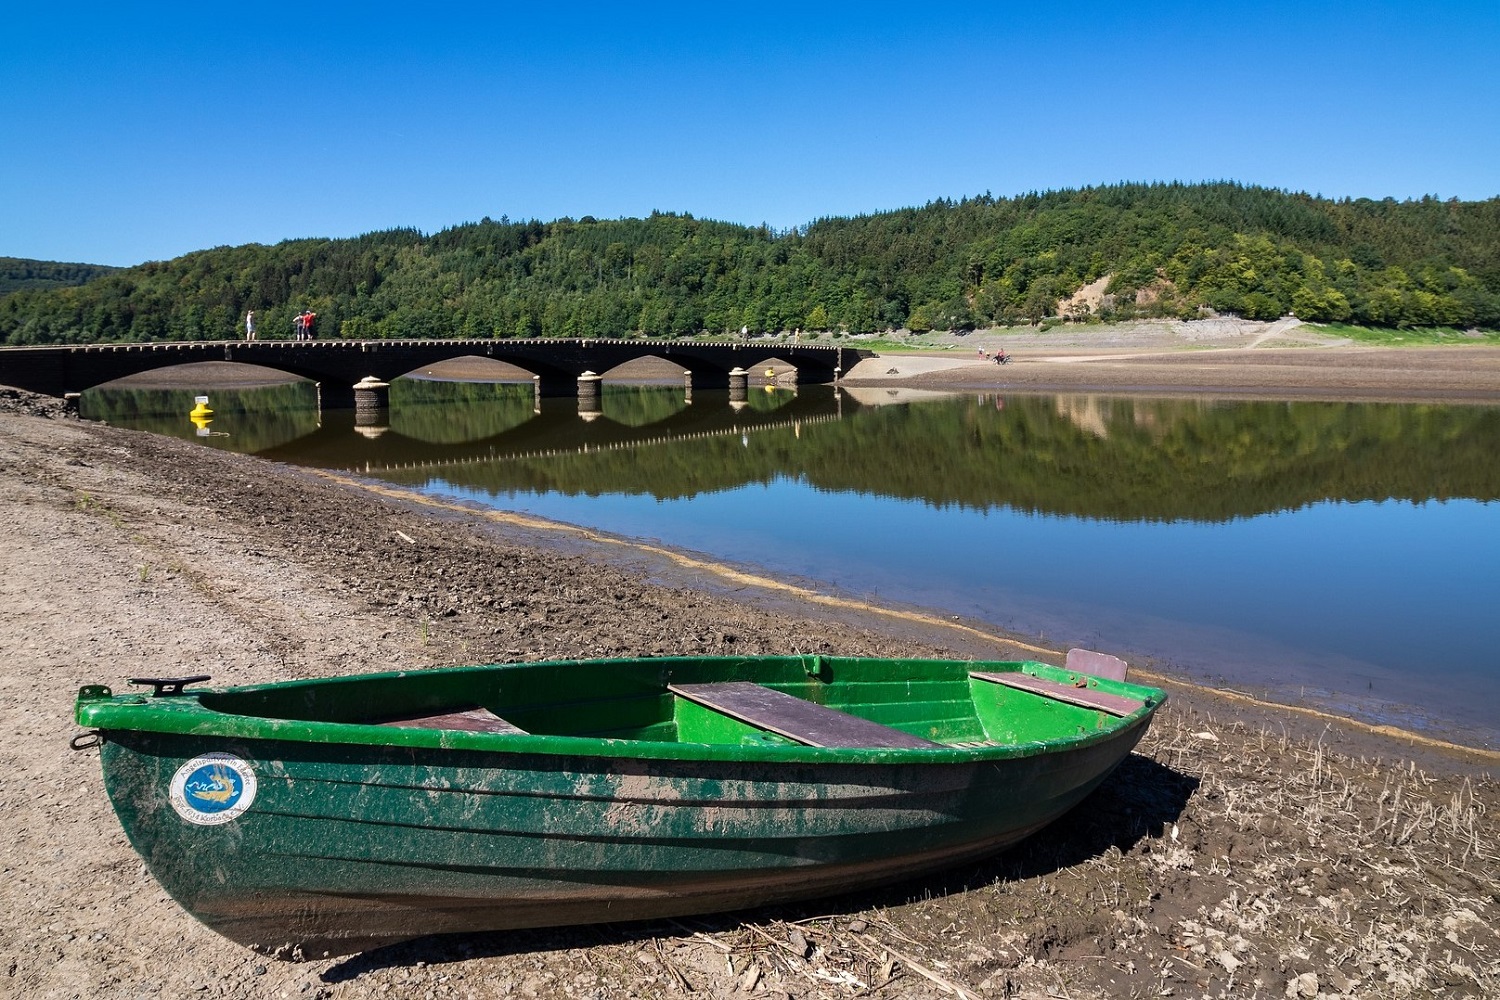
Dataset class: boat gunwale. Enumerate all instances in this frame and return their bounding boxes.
[75,656,1165,766]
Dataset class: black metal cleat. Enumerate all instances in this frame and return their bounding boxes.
[127,675,212,697]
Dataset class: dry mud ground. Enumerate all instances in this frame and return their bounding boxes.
[2,338,1498,1000]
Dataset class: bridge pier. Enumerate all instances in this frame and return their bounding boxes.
[353,376,390,413]
[728,367,749,409]
[577,371,602,420]
[353,377,390,434]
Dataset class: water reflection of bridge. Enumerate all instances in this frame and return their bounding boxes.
[350,412,842,475]
[260,385,856,471]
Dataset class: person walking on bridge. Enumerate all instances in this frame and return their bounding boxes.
[244,310,256,341]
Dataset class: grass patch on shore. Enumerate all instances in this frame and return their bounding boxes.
[73,489,125,528]
[1311,323,1500,345]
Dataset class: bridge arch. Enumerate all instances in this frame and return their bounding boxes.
[398,355,537,383]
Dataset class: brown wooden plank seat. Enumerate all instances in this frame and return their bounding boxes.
[668,681,942,749]
[970,671,1146,717]
[375,705,527,735]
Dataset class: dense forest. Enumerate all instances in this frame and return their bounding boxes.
[0,257,119,297]
[4,182,1498,346]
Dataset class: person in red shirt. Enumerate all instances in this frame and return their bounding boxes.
[302,310,316,340]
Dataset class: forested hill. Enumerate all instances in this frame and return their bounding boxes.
[3,182,1498,346]
[0,257,119,297]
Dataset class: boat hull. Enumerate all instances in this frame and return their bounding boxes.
[99,718,1150,957]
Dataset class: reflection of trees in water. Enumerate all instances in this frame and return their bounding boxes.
[386,380,781,441]
[80,382,321,453]
[811,396,1500,521]
[597,382,787,425]
[383,396,1500,522]
[390,380,536,444]
[87,381,1500,521]
[600,384,690,427]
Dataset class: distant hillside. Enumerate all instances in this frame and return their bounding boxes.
[3,182,1498,346]
[0,257,120,297]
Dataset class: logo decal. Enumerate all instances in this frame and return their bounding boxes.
[169,753,258,826]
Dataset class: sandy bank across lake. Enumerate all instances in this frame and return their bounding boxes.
[842,344,1500,404]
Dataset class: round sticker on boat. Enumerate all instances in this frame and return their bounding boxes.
[169,753,257,826]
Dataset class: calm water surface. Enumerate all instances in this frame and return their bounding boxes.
[84,379,1500,748]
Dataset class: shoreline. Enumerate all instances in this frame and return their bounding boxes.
[315,467,1500,765]
[841,345,1500,405]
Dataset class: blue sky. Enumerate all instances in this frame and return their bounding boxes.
[3,2,1497,267]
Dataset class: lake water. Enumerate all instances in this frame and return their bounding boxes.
[82,378,1500,749]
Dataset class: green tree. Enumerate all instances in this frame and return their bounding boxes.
[906,303,936,333]
[805,303,830,331]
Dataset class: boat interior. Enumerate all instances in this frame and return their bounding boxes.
[196,654,1150,749]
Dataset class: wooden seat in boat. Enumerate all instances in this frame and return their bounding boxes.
[970,671,1145,717]
[375,705,527,734]
[668,681,942,749]
[1065,647,1128,682]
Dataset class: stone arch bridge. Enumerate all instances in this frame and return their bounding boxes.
[0,338,873,408]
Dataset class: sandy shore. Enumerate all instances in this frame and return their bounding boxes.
[842,344,1500,405]
[2,329,1498,998]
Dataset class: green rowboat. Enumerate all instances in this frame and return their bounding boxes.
[74,653,1164,958]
